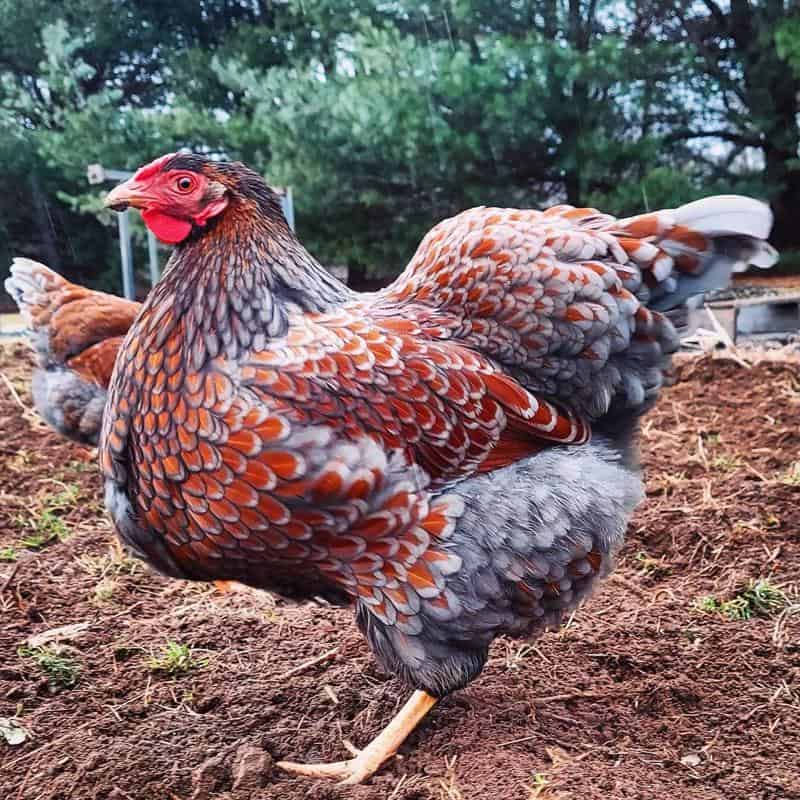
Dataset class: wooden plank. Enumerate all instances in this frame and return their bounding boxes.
[708,291,800,309]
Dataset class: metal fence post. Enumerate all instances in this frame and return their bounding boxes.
[282,186,295,231]
[147,230,160,285]
[118,210,135,300]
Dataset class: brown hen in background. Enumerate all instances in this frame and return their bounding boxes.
[5,258,139,445]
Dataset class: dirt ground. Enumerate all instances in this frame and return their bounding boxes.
[1,342,798,800]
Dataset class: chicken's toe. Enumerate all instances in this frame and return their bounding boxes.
[276,757,357,782]
[212,580,254,595]
[276,690,437,785]
[277,746,393,785]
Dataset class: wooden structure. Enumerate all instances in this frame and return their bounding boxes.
[705,292,800,343]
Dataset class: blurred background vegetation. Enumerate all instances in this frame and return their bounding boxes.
[2,0,800,298]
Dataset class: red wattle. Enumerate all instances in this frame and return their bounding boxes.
[141,209,193,244]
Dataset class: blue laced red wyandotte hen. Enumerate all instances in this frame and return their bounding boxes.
[101,153,775,784]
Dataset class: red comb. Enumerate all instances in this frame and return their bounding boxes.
[133,153,177,182]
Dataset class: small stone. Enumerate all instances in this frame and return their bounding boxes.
[191,754,227,800]
[680,753,702,767]
[195,693,222,714]
[231,742,273,793]
[83,750,105,771]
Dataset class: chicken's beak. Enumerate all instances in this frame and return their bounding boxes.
[104,179,150,213]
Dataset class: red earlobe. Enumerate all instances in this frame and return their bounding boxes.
[142,209,193,244]
[194,196,229,227]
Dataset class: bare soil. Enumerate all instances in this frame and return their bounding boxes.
[1,342,799,800]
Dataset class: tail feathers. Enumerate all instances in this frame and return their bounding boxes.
[5,258,68,328]
[616,195,777,312]
[6,257,140,367]
[671,195,772,239]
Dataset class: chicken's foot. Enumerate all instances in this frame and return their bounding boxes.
[277,689,437,785]
[212,580,251,594]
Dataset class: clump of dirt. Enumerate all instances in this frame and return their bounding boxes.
[1,344,798,800]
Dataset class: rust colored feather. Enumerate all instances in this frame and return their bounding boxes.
[66,337,126,388]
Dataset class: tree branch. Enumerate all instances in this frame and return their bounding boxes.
[663,128,762,147]
[700,0,727,27]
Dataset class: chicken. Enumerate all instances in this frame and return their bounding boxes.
[100,153,775,784]
[4,258,139,445]
[4,258,249,595]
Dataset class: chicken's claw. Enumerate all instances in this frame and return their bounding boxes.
[276,750,377,785]
[276,690,437,785]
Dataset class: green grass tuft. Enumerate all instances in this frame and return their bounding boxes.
[46,485,81,510]
[634,550,671,578]
[15,485,81,549]
[695,595,723,614]
[709,454,743,472]
[529,773,550,798]
[92,578,117,604]
[17,510,70,549]
[0,547,18,562]
[18,645,81,689]
[780,463,800,485]
[695,579,788,620]
[147,642,208,675]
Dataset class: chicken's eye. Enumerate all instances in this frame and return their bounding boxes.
[175,176,195,193]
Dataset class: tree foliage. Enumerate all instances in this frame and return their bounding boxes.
[1,0,798,297]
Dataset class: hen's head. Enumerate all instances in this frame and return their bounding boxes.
[104,153,285,244]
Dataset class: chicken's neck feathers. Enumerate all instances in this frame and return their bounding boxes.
[142,209,353,368]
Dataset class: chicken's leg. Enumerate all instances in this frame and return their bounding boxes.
[277,690,437,784]
[213,580,254,595]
